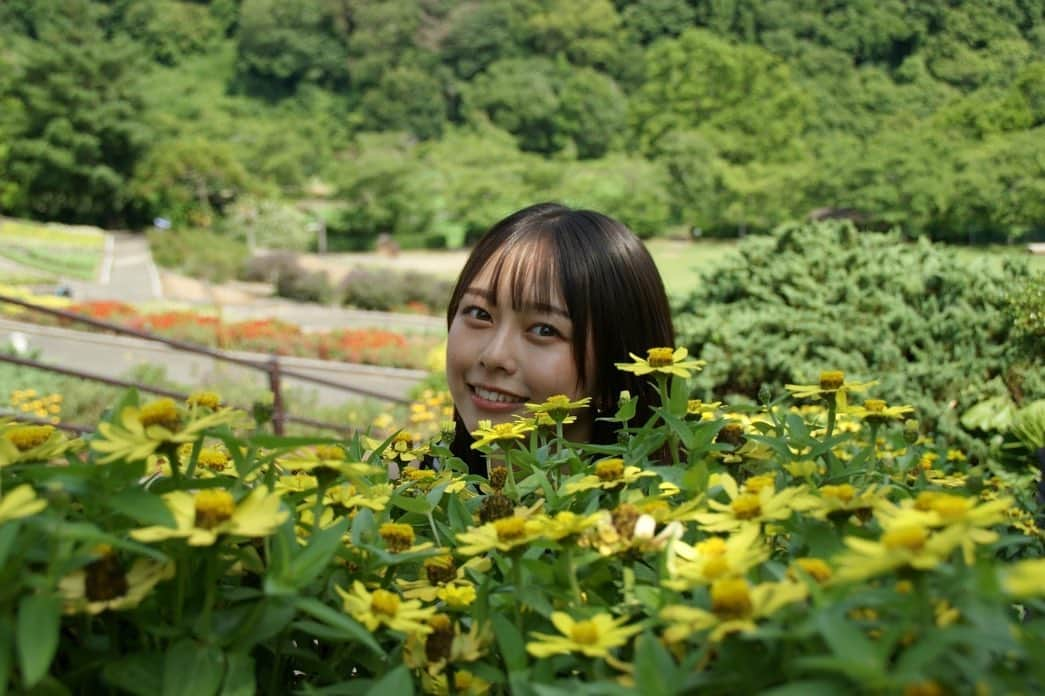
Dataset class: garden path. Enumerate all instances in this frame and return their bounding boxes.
[67,232,163,302]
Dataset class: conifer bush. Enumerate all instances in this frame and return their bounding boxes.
[675,221,1044,458]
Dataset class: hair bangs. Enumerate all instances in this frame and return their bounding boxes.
[482,232,565,315]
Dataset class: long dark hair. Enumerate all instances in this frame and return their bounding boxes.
[446,203,675,473]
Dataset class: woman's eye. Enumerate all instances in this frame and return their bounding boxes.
[462,305,491,321]
[531,323,561,338]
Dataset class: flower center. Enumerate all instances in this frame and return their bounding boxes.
[425,613,454,662]
[424,555,457,585]
[404,468,436,482]
[197,448,229,471]
[315,445,344,460]
[793,557,832,583]
[187,391,222,409]
[595,459,624,482]
[647,347,675,367]
[819,371,845,390]
[731,494,762,519]
[379,522,415,552]
[488,466,508,490]
[821,484,856,503]
[864,399,886,413]
[5,425,53,451]
[711,578,753,618]
[139,399,181,430]
[84,552,129,602]
[744,475,775,494]
[611,503,640,539]
[371,589,400,617]
[494,517,526,541]
[570,620,600,645]
[717,422,745,446]
[928,495,971,521]
[702,555,731,580]
[883,525,928,551]
[194,489,236,529]
[696,537,728,556]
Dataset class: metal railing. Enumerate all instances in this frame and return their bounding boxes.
[0,293,411,435]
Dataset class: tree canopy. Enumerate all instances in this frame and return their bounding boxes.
[0,0,1042,243]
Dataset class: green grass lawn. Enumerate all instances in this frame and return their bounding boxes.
[0,218,106,281]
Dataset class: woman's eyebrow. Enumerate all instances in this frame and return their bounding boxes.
[463,287,569,318]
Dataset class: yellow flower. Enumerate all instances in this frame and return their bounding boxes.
[879,493,1012,563]
[337,581,436,635]
[686,400,722,417]
[614,346,706,379]
[661,579,807,643]
[785,371,876,409]
[186,390,222,409]
[58,548,174,615]
[91,400,246,464]
[130,486,287,546]
[0,483,47,522]
[436,583,477,610]
[538,510,603,541]
[846,398,914,424]
[453,515,544,556]
[278,447,378,478]
[470,420,535,449]
[400,555,492,602]
[526,612,642,659]
[663,525,768,591]
[324,482,393,512]
[788,557,833,584]
[563,458,657,494]
[831,521,966,583]
[0,422,80,467]
[690,473,813,533]
[1001,558,1045,598]
[801,483,887,522]
[524,394,591,421]
[379,522,429,553]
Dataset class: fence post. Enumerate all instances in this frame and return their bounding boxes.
[268,354,284,435]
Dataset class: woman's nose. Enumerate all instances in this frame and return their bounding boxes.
[477,326,517,373]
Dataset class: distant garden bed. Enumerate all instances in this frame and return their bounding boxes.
[5,299,442,371]
[0,219,105,280]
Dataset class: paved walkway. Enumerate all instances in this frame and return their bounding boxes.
[67,232,163,303]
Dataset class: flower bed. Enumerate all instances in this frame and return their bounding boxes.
[1,356,1042,694]
[10,299,441,370]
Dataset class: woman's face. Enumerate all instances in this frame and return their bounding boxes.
[446,258,594,440]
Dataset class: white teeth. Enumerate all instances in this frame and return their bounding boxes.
[474,387,525,403]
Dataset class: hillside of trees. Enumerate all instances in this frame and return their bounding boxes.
[1,0,1043,249]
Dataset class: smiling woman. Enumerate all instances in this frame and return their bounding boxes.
[443,202,675,474]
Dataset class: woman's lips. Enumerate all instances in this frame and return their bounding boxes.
[469,384,527,413]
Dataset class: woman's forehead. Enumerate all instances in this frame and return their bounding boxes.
[467,242,565,311]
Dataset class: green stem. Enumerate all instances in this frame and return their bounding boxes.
[199,549,219,637]
[566,547,582,605]
[426,510,441,546]
[512,553,525,632]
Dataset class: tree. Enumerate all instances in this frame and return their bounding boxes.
[0,2,151,225]
[630,29,810,163]
[360,66,448,141]
[234,0,348,95]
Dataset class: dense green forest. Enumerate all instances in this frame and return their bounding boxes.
[1,0,1043,249]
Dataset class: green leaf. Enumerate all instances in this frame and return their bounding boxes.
[220,653,255,696]
[161,639,225,696]
[816,609,881,673]
[102,652,164,696]
[106,488,177,527]
[634,631,676,696]
[0,620,12,696]
[759,680,843,696]
[291,597,382,656]
[492,613,527,672]
[390,493,433,515]
[16,594,60,688]
[0,523,18,569]
[365,666,413,696]
[285,518,350,589]
[446,493,471,532]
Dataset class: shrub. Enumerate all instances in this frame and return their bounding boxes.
[241,251,333,304]
[147,227,249,283]
[1,357,1042,693]
[338,267,452,314]
[674,220,1044,458]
